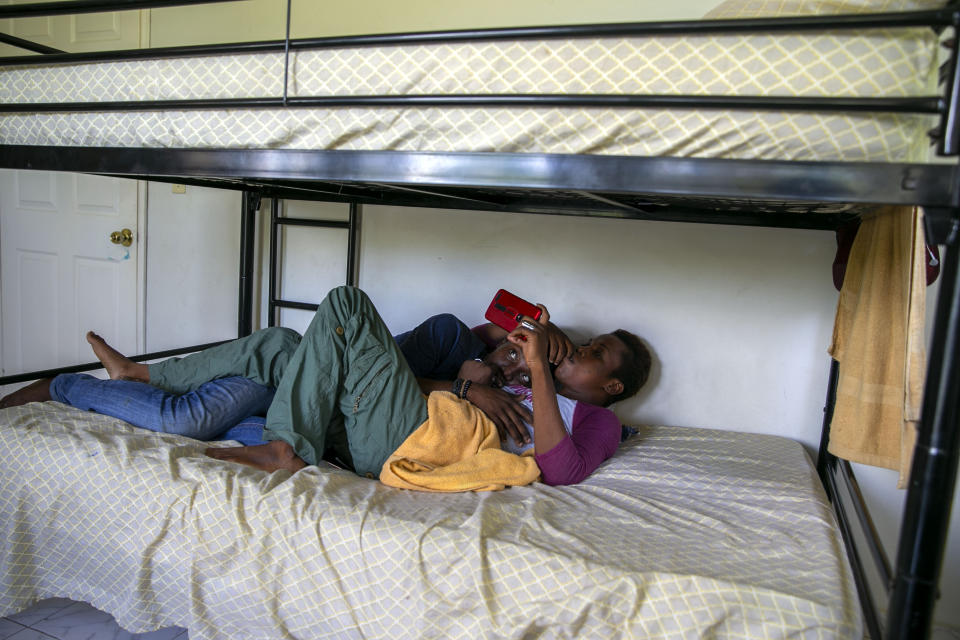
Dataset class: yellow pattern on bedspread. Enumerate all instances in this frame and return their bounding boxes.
[0,402,860,639]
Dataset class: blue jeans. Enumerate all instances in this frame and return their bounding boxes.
[49,373,273,446]
[51,312,483,452]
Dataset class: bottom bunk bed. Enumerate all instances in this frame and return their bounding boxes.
[0,400,861,640]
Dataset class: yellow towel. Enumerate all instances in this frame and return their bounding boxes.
[380,391,541,492]
[828,206,927,487]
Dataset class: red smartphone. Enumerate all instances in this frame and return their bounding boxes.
[484,289,543,332]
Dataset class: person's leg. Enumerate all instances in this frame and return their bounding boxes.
[0,378,52,409]
[49,373,275,440]
[86,332,149,381]
[218,416,268,446]
[148,327,302,394]
[208,286,428,475]
[394,313,488,380]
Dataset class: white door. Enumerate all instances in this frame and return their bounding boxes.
[0,171,140,375]
[0,4,144,379]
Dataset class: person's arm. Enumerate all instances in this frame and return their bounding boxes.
[506,310,568,454]
[533,404,620,485]
[507,311,620,484]
[471,322,509,351]
[418,360,533,445]
[478,305,575,366]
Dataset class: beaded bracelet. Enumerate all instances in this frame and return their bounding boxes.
[452,378,464,397]
[460,379,472,399]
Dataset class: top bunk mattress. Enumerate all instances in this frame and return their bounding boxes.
[0,0,945,163]
[0,401,861,639]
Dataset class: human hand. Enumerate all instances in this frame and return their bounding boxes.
[507,312,550,370]
[456,358,503,388]
[535,304,575,365]
[466,384,533,444]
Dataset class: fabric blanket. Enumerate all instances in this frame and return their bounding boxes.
[379,391,541,491]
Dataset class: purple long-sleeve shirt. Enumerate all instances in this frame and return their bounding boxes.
[500,386,621,485]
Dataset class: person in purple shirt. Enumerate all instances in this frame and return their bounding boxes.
[500,320,650,485]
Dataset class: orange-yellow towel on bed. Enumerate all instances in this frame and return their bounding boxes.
[828,206,927,488]
[380,391,541,492]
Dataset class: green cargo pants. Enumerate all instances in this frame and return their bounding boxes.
[149,286,428,476]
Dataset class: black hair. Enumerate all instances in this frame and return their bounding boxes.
[605,329,652,406]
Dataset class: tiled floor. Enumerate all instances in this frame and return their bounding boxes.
[0,599,186,640]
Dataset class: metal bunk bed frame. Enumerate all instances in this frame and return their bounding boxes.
[0,1,958,638]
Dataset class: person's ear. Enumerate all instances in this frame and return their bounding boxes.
[603,378,624,397]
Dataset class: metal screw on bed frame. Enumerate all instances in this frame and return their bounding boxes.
[901,171,920,191]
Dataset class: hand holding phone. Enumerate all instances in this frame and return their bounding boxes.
[484,289,543,333]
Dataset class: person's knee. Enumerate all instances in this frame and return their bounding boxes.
[256,327,301,354]
[326,285,368,308]
[48,373,90,404]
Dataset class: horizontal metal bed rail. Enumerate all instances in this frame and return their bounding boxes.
[0,95,944,115]
[0,340,230,387]
[2,146,954,209]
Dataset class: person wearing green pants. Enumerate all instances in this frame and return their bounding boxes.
[150,286,428,477]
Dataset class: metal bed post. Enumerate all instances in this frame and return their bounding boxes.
[347,203,361,287]
[238,190,260,337]
[267,198,280,327]
[886,216,960,640]
[816,359,840,480]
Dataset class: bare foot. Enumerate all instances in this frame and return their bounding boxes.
[0,378,53,409]
[205,439,307,473]
[86,331,149,382]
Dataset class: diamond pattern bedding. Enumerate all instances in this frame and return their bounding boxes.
[0,401,860,639]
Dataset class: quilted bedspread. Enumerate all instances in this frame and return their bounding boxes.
[0,401,860,639]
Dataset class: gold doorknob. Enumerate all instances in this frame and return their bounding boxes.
[110,228,133,247]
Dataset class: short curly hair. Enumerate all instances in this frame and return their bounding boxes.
[605,329,652,406]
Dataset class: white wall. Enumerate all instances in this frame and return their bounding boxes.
[357,206,838,450]
[144,183,242,351]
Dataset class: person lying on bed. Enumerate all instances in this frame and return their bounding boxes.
[0,307,571,462]
[2,286,650,484]
[166,286,648,485]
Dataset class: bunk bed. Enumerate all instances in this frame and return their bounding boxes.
[0,0,957,638]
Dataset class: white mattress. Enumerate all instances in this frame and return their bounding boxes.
[0,0,943,162]
[0,401,861,639]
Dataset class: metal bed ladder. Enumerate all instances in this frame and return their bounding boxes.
[254,194,362,330]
